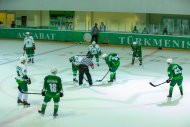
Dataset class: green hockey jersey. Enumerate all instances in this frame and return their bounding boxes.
[167,63,183,80]
[43,75,63,96]
[105,53,120,68]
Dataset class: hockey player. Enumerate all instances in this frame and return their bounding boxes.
[102,53,120,82]
[69,56,83,82]
[38,67,63,118]
[131,42,142,65]
[87,41,101,66]
[166,59,183,99]
[23,32,36,63]
[15,56,31,107]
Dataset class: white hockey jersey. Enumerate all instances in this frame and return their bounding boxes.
[73,56,83,66]
[88,45,101,55]
[24,36,35,48]
[16,63,27,81]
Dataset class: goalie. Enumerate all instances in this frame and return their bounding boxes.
[87,41,101,66]
[131,42,142,65]
[15,56,31,107]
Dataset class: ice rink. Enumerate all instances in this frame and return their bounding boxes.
[0,39,190,127]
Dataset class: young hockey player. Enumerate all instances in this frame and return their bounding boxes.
[131,42,142,65]
[102,53,120,82]
[38,67,63,118]
[87,41,101,66]
[166,58,183,99]
[69,56,83,82]
[23,32,36,63]
[15,56,31,107]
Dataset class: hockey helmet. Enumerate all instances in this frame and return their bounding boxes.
[133,42,137,45]
[25,32,30,35]
[51,67,57,74]
[69,57,75,62]
[20,56,26,63]
[92,41,96,45]
[166,58,173,64]
[102,54,107,59]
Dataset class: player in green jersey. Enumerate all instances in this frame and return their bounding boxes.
[38,67,63,118]
[131,42,142,65]
[102,53,120,82]
[166,59,183,99]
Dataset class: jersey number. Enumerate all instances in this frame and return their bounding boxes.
[49,83,57,92]
[174,67,182,74]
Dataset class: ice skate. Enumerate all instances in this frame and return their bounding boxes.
[17,99,23,105]
[23,101,30,107]
[38,110,44,116]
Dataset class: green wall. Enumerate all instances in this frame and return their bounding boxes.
[0,28,190,49]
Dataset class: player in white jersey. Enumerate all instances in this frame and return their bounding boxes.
[87,41,101,66]
[15,56,31,107]
[23,32,36,63]
[69,56,83,82]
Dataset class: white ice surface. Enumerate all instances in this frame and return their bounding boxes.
[0,40,190,127]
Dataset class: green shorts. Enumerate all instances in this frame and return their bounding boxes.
[43,94,60,103]
[26,47,34,55]
[170,78,183,87]
[16,80,28,92]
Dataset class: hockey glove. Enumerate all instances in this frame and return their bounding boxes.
[60,92,63,97]
[41,90,45,96]
[90,64,94,69]
[32,45,36,50]
[109,68,112,71]
[26,78,31,85]
[166,79,171,83]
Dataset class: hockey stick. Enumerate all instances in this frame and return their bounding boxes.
[18,86,41,95]
[23,50,26,56]
[96,70,109,82]
[149,81,167,87]
[77,55,87,56]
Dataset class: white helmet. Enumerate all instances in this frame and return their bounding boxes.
[20,56,26,63]
[92,41,96,45]
[133,42,137,45]
[166,58,173,64]
[25,32,30,35]
[102,54,107,59]
[51,67,57,74]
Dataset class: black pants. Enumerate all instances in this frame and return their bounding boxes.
[91,34,98,43]
[79,64,92,85]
